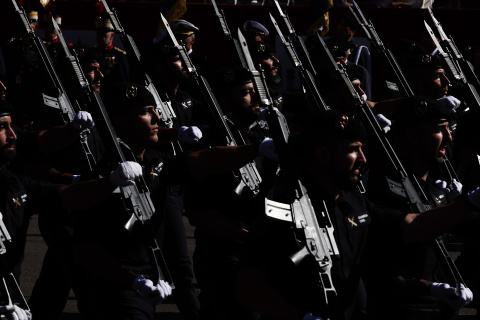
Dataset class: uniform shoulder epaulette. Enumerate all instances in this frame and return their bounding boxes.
[114,47,127,55]
[7,37,17,45]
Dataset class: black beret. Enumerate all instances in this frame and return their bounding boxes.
[101,82,156,115]
[75,45,101,64]
[0,99,14,117]
[290,110,367,151]
[395,95,452,126]
[211,67,252,90]
[395,39,443,70]
[325,36,354,56]
[248,42,276,59]
[150,41,180,61]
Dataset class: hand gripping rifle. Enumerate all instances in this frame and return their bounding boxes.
[427,8,480,92]
[348,0,414,97]
[0,213,29,314]
[52,19,174,287]
[273,0,317,76]
[269,13,329,113]
[11,0,96,172]
[238,28,340,319]
[160,13,262,196]
[211,0,248,69]
[316,32,465,297]
[100,0,176,129]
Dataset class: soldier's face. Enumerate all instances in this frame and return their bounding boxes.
[416,121,452,165]
[84,62,103,94]
[420,68,450,98]
[329,140,366,187]
[166,54,188,82]
[0,116,17,163]
[44,27,57,41]
[97,31,114,48]
[121,105,161,147]
[260,55,280,84]
[182,34,195,52]
[230,82,260,124]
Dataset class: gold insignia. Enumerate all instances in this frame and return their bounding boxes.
[126,85,138,99]
[150,169,158,177]
[348,217,358,227]
[332,45,339,54]
[12,197,21,208]
[421,54,432,64]
[258,43,265,53]
[224,69,235,83]
[335,115,349,131]
[415,100,428,116]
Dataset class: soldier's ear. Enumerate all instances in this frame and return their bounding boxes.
[314,145,331,164]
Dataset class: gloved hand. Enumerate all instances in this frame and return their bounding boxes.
[258,138,278,161]
[109,162,143,187]
[437,95,461,111]
[375,114,391,134]
[302,313,323,320]
[259,106,279,121]
[73,111,95,130]
[430,282,473,309]
[0,305,32,320]
[132,275,172,305]
[435,179,463,198]
[177,126,202,143]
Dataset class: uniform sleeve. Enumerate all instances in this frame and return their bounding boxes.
[158,151,194,186]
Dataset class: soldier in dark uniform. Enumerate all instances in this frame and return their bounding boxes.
[242,20,269,44]
[249,41,284,111]
[186,67,277,320]
[0,98,146,320]
[72,82,271,320]
[365,96,473,320]
[237,109,476,320]
[43,15,63,60]
[95,17,129,87]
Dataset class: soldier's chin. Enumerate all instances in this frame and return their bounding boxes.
[0,150,16,163]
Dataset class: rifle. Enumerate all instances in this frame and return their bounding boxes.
[52,18,174,287]
[424,22,480,114]
[100,0,176,129]
[273,0,317,76]
[269,13,329,113]
[316,31,465,296]
[238,28,340,319]
[11,0,96,172]
[0,214,29,314]
[349,0,414,97]
[211,0,248,69]
[427,8,480,92]
[160,13,262,196]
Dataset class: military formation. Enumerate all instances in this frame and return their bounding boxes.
[1,0,480,320]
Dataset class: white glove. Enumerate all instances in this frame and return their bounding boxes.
[258,138,278,161]
[177,126,202,143]
[302,313,323,320]
[430,282,473,309]
[436,179,463,199]
[468,187,480,209]
[73,111,95,130]
[437,96,461,111]
[132,275,172,305]
[0,305,32,320]
[109,162,143,187]
[375,114,391,134]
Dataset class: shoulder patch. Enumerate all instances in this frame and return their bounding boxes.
[114,47,127,55]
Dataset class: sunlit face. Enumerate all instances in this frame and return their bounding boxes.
[416,121,452,166]
[328,140,367,188]
[96,31,114,48]
[0,116,17,163]
[83,62,104,94]
[121,105,161,147]
[229,82,260,124]
[421,68,451,98]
